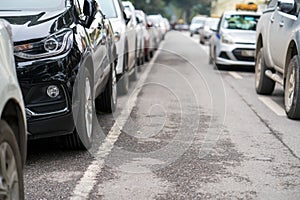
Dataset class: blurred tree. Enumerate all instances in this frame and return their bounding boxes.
[133,0,167,15]
[129,0,211,22]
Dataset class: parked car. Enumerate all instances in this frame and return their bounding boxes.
[122,1,144,67]
[147,16,162,49]
[255,0,300,119]
[0,19,27,199]
[199,17,220,45]
[189,15,206,37]
[99,0,138,94]
[0,0,117,150]
[148,14,166,40]
[209,11,261,69]
[135,10,156,62]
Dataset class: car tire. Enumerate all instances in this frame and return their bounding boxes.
[96,65,117,113]
[130,65,138,81]
[190,32,193,37]
[284,55,300,119]
[0,120,24,200]
[209,46,213,65]
[255,48,275,94]
[130,48,138,81]
[65,67,94,150]
[118,51,129,95]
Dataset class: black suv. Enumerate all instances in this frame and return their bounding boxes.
[0,0,118,149]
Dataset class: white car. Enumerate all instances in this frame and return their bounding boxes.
[209,11,261,69]
[98,0,138,94]
[122,1,144,67]
[189,15,206,37]
[199,17,220,45]
[0,19,27,199]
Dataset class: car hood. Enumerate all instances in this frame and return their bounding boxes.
[0,9,72,43]
[222,30,256,44]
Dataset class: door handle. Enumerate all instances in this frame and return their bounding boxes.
[270,17,275,23]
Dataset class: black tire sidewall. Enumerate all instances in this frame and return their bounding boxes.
[255,48,275,94]
[285,55,300,119]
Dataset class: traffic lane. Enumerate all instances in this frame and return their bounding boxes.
[88,31,227,199]
[190,31,300,158]
[89,31,299,199]
[220,68,300,158]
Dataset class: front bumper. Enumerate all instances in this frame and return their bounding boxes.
[216,42,255,66]
[16,50,80,139]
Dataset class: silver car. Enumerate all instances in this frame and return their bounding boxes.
[199,17,220,45]
[0,19,27,199]
[189,15,206,37]
[209,11,261,68]
[255,0,300,119]
[99,0,138,94]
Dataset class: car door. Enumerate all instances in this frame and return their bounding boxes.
[268,0,286,68]
[78,0,108,95]
[273,0,299,68]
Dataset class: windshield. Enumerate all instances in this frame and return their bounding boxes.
[98,0,118,18]
[191,18,205,25]
[0,0,67,10]
[223,14,260,31]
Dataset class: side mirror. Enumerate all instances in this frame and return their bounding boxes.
[124,10,132,24]
[210,27,217,32]
[278,0,295,13]
[136,17,142,24]
[83,0,97,28]
[147,22,153,28]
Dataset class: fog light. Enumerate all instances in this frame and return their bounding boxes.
[47,85,60,98]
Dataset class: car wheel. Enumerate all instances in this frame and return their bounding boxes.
[117,51,129,95]
[284,55,300,119]
[96,65,117,113]
[190,32,193,37]
[130,49,138,81]
[0,120,24,200]
[130,65,138,81]
[209,45,213,65]
[65,67,94,150]
[255,48,275,94]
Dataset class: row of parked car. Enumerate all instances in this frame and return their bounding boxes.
[204,0,300,120]
[0,0,170,198]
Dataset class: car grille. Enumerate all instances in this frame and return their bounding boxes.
[232,48,255,62]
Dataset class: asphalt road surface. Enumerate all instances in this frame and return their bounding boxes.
[25,31,300,200]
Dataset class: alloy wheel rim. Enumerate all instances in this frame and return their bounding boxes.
[85,77,93,139]
[0,142,19,200]
[286,67,295,111]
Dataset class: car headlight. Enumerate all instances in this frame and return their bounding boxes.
[14,29,73,60]
[221,34,234,44]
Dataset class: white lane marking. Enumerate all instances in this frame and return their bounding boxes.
[70,46,162,200]
[258,96,286,116]
[228,71,243,80]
